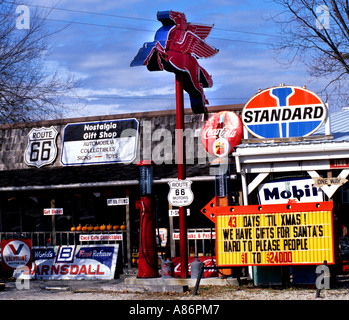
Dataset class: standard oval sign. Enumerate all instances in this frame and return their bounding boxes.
[242,86,327,139]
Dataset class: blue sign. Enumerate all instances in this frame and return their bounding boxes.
[31,245,120,280]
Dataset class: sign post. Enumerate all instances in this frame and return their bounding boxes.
[176,72,188,278]
[51,199,56,247]
[131,10,218,278]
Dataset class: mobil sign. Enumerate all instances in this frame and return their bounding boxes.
[258,177,324,205]
[242,85,327,139]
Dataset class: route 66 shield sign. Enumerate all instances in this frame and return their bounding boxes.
[168,179,194,207]
[24,127,58,168]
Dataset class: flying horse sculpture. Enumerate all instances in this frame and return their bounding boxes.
[131,10,218,114]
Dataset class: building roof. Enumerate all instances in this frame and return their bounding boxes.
[316,108,349,142]
[1,103,349,191]
[0,104,241,191]
[233,108,349,176]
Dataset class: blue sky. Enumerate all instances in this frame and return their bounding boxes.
[27,0,325,118]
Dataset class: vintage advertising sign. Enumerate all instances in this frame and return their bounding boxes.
[258,178,324,205]
[61,119,139,166]
[215,202,334,267]
[131,11,218,114]
[79,234,123,242]
[168,179,194,207]
[24,126,58,168]
[169,209,190,217]
[31,245,119,280]
[1,239,32,270]
[172,256,218,278]
[173,231,216,240]
[242,86,327,139]
[312,176,348,188]
[201,111,243,157]
[156,228,168,247]
[43,208,63,215]
[330,159,349,168]
[107,198,129,206]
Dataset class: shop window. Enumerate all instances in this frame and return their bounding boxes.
[2,197,21,232]
[2,212,21,232]
[342,185,349,204]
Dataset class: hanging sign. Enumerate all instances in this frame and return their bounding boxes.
[169,209,190,216]
[201,111,243,157]
[173,231,215,240]
[213,202,334,267]
[168,179,194,207]
[312,177,348,188]
[61,119,139,166]
[242,85,327,139]
[43,208,63,215]
[79,234,123,242]
[107,198,129,206]
[24,127,58,168]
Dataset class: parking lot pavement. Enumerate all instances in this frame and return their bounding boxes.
[1,273,349,301]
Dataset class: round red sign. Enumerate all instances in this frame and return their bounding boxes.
[201,111,243,157]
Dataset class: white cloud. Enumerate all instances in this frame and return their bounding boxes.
[32,0,321,118]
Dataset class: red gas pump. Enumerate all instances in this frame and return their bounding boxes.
[136,161,159,278]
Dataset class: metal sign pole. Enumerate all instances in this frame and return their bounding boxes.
[176,73,188,278]
[125,192,131,269]
[50,199,56,247]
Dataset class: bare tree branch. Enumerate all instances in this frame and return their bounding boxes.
[0,0,82,123]
[270,0,349,109]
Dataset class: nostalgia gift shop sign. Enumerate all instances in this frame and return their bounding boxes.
[61,119,139,165]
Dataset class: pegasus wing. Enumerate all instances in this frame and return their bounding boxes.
[178,31,218,58]
[187,23,213,40]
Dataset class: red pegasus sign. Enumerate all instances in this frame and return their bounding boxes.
[131,11,218,114]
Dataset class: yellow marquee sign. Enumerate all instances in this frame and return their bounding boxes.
[202,200,334,266]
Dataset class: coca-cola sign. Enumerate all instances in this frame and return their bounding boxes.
[201,111,243,157]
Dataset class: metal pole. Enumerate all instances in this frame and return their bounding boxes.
[51,199,56,246]
[176,72,188,278]
[125,193,131,269]
[168,203,176,258]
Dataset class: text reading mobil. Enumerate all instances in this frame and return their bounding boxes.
[215,202,334,266]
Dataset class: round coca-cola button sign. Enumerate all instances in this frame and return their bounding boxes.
[201,111,243,157]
